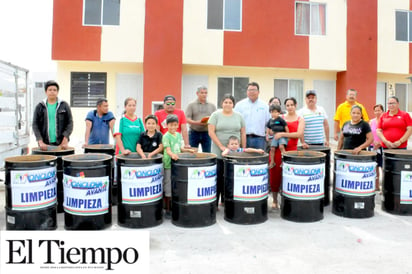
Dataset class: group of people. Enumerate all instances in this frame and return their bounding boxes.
[32,80,412,214]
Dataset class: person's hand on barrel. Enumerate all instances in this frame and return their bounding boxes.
[301,142,310,149]
[38,140,48,151]
[121,149,132,155]
[60,137,69,150]
[171,153,179,161]
[352,146,362,155]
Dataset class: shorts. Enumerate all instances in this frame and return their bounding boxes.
[163,168,172,197]
[271,137,288,148]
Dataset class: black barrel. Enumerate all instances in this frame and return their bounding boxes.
[32,147,75,213]
[116,153,163,228]
[84,144,118,205]
[224,152,269,224]
[5,155,58,230]
[62,153,112,230]
[333,150,377,218]
[281,151,326,222]
[171,153,217,227]
[382,150,412,215]
[298,145,331,206]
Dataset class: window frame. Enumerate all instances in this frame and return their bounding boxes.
[207,0,242,31]
[273,78,304,108]
[83,0,120,26]
[395,10,412,42]
[295,1,327,36]
[216,76,249,106]
[70,72,107,108]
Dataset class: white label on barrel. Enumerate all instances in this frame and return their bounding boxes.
[233,164,268,201]
[282,163,324,200]
[187,165,217,204]
[335,160,376,197]
[120,164,163,204]
[400,171,412,204]
[10,167,57,211]
[63,174,110,216]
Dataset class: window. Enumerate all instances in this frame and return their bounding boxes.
[71,72,107,107]
[207,0,242,31]
[217,77,249,106]
[395,10,412,42]
[295,2,326,35]
[274,79,304,107]
[395,83,408,111]
[84,0,120,26]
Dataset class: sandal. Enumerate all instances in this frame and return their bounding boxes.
[271,202,279,209]
[268,162,276,169]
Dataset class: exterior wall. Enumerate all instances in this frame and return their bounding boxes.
[378,0,409,74]
[223,0,309,68]
[309,0,346,70]
[55,61,143,146]
[101,0,145,62]
[143,0,184,114]
[183,0,224,65]
[52,0,101,61]
[336,0,378,119]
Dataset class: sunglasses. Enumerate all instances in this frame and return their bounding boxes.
[166,102,175,106]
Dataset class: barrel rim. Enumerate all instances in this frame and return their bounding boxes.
[83,144,115,150]
[334,149,377,159]
[62,153,112,162]
[383,149,412,158]
[223,151,268,159]
[32,147,75,153]
[176,152,217,160]
[297,145,331,152]
[116,152,163,161]
[5,155,58,163]
[283,151,326,158]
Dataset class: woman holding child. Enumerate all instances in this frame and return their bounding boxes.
[208,94,246,207]
[269,97,305,209]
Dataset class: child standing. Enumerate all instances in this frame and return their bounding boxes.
[137,114,163,158]
[266,104,289,169]
[162,114,194,218]
[222,136,265,156]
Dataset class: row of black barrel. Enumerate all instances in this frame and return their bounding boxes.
[4,145,412,230]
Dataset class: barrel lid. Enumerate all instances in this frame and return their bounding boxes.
[383,149,412,159]
[62,153,112,162]
[283,151,326,158]
[297,145,330,153]
[116,152,162,162]
[223,151,268,161]
[32,146,75,155]
[5,154,57,163]
[84,144,115,150]
[176,152,217,160]
[334,150,377,160]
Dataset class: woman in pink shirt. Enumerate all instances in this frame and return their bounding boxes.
[369,104,384,191]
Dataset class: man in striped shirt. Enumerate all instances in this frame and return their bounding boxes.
[297,90,330,147]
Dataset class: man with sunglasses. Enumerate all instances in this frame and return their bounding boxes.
[155,95,190,147]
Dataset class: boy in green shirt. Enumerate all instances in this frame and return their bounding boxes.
[162,114,194,219]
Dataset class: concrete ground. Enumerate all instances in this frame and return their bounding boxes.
[1,144,412,273]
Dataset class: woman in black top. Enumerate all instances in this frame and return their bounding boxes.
[337,105,373,154]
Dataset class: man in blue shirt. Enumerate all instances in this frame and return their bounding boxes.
[84,98,116,145]
[234,82,270,150]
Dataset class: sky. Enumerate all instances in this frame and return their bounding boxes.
[0,0,56,73]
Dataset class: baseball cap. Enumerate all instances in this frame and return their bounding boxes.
[305,90,317,97]
[164,95,176,102]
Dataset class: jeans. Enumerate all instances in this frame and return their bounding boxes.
[246,135,266,150]
[189,130,211,152]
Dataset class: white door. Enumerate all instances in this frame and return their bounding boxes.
[313,80,336,142]
[116,74,143,118]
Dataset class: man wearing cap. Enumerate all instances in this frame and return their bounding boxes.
[155,95,190,147]
[334,89,369,141]
[185,86,216,152]
[234,82,270,150]
[297,90,330,147]
[84,98,116,146]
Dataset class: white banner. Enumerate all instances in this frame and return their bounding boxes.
[233,163,268,201]
[63,174,110,216]
[120,164,163,204]
[187,165,217,204]
[282,163,325,200]
[335,160,376,197]
[0,231,149,274]
[10,167,57,211]
[400,171,412,204]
